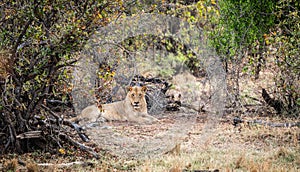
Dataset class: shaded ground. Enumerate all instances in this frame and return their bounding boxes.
[1,110,299,171]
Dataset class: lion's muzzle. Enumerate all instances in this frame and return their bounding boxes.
[132,102,140,109]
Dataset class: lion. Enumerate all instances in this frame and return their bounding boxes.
[71,86,157,124]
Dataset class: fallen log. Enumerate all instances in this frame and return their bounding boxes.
[233,117,300,128]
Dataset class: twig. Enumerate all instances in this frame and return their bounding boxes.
[13,18,33,53]
[41,104,89,142]
[181,103,205,113]
[59,133,100,159]
[37,161,94,168]
[262,88,284,114]
[244,95,263,103]
[16,131,42,139]
[17,159,94,168]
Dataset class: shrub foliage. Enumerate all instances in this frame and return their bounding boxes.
[0,0,121,153]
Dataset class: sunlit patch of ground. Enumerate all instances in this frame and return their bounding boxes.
[137,117,299,172]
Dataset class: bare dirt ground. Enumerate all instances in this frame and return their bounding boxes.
[85,110,200,159]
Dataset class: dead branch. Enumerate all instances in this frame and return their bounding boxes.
[262,88,284,114]
[233,117,300,128]
[41,104,89,142]
[16,159,94,169]
[181,103,205,113]
[37,161,94,168]
[59,133,100,159]
[182,169,220,172]
[16,131,42,139]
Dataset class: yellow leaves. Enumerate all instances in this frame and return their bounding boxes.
[59,148,66,155]
[211,0,217,5]
[290,11,298,17]
[23,81,32,92]
[97,12,103,19]
[196,0,219,19]
[183,11,191,17]
[42,5,52,12]
[98,66,115,81]
[264,33,271,45]
[197,1,205,12]
[264,31,278,46]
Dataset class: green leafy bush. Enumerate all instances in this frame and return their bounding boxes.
[271,0,300,115]
[208,0,299,115]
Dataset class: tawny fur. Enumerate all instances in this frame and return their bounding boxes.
[71,86,157,124]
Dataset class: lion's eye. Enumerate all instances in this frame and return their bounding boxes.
[131,94,135,97]
[138,94,142,97]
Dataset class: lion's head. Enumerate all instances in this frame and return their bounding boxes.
[127,86,147,111]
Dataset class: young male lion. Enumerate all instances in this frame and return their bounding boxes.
[71,86,157,124]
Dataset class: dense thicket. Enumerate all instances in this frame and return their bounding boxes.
[0,0,121,153]
[0,0,298,154]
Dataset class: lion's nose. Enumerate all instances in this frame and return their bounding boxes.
[134,102,139,105]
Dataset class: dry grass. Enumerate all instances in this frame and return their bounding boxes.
[1,116,297,172]
[133,121,300,172]
[3,158,18,171]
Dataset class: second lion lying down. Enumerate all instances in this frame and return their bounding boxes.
[71,86,157,124]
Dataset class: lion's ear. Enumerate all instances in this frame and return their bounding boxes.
[127,86,133,92]
[141,86,147,92]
